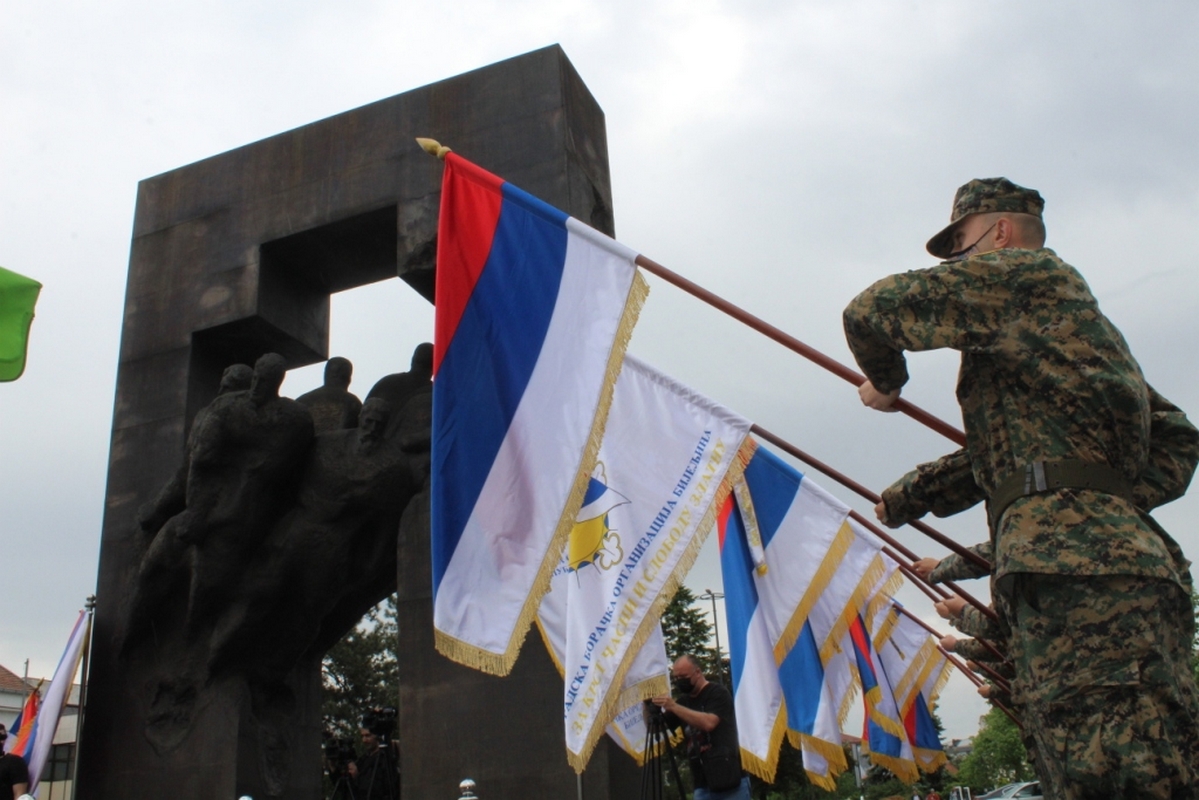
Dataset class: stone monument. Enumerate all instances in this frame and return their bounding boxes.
[79,45,640,800]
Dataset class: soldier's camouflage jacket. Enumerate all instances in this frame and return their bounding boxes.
[844,248,1198,587]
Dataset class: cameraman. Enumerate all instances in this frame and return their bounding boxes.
[348,715,399,800]
[652,655,750,800]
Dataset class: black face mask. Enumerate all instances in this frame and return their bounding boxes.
[672,676,695,695]
[945,223,997,262]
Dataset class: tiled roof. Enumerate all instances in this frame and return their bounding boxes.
[0,663,28,694]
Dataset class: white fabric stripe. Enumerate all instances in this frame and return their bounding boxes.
[752,478,851,648]
[734,609,786,766]
[434,224,637,653]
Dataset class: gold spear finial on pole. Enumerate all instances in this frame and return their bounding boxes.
[416,138,452,159]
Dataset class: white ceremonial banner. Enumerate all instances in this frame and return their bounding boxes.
[538,580,670,764]
[538,354,754,771]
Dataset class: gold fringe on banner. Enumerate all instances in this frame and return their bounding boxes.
[786,730,849,790]
[738,703,790,782]
[896,639,939,715]
[914,747,949,774]
[434,271,649,676]
[772,519,855,666]
[565,427,753,773]
[817,554,887,665]
[864,747,920,785]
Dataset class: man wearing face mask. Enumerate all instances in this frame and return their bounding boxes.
[652,655,750,800]
[843,178,1199,798]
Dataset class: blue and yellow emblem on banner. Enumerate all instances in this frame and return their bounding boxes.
[567,464,630,573]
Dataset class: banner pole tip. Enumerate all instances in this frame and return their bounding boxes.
[416,137,451,159]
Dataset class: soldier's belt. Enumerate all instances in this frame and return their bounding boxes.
[988,459,1133,530]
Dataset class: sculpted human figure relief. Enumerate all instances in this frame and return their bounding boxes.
[297,356,363,433]
[366,342,432,436]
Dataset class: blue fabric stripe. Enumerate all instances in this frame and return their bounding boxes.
[778,621,824,735]
[742,447,802,548]
[721,496,759,695]
[851,637,878,695]
[914,694,942,751]
[431,185,570,593]
[868,718,904,758]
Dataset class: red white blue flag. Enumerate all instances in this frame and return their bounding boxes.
[4,683,40,762]
[431,152,647,675]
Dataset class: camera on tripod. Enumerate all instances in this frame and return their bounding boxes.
[322,730,358,778]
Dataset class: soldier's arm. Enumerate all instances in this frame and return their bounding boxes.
[951,604,1005,640]
[951,636,1003,663]
[843,259,1008,394]
[1133,385,1199,511]
[927,541,992,584]
[879,449,986,526]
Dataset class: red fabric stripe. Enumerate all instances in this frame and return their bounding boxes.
[717,494,734,549]
[904,698,918,743]
[433,152,505,376]
[849,618,874,678]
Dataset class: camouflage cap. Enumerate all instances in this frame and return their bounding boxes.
[926,177,1044,258]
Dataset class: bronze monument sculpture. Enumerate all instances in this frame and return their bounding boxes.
[80,46,639,800]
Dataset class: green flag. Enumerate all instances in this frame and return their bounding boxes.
[0,266,42,381]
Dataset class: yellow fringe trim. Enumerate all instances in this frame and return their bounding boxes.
[788,731,849,775]
[739,700,791,782]
[772,519,855,666]
[868,706,909,743]
[805,768,839,792]
[928,655,954,705]
[871,606,901,653]
[897,640,939,717]
[732,479,768,575]
[906,642,944,714]
[434,270,649,677]
[535,617,566,678]
[818,554,887,665]
[840,663,863,729]
[866,570,906,645]
[865,750,920,785]
[614,673,670,718]
[565,429,753,773]
[914,747,948,774]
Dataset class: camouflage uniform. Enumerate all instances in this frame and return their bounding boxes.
[926,541,991,585]
[844,178,1199,799]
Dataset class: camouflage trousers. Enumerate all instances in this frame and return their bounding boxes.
[1001,573,1199,800]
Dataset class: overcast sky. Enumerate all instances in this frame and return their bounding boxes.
[2,0,1197,746]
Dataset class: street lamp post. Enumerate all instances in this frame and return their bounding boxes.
[698,589,726,683]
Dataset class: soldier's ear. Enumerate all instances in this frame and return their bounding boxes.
[994,217,1014,249]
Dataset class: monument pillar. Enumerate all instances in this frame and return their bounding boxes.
[80,45,639,799]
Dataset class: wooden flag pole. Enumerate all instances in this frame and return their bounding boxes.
[634,254,967,447]
[889,557,1008,664]
[893,604,1013,700]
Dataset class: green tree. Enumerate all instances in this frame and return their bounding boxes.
[957,707,1033,791]
[321,595,400,739]
[661,585,719,677]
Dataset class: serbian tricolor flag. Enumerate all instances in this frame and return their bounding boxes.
[4,683,40,761]
[904,656,951,773]
[719,446,890,789]
[26,610,89,793]
[431,152,648,675]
